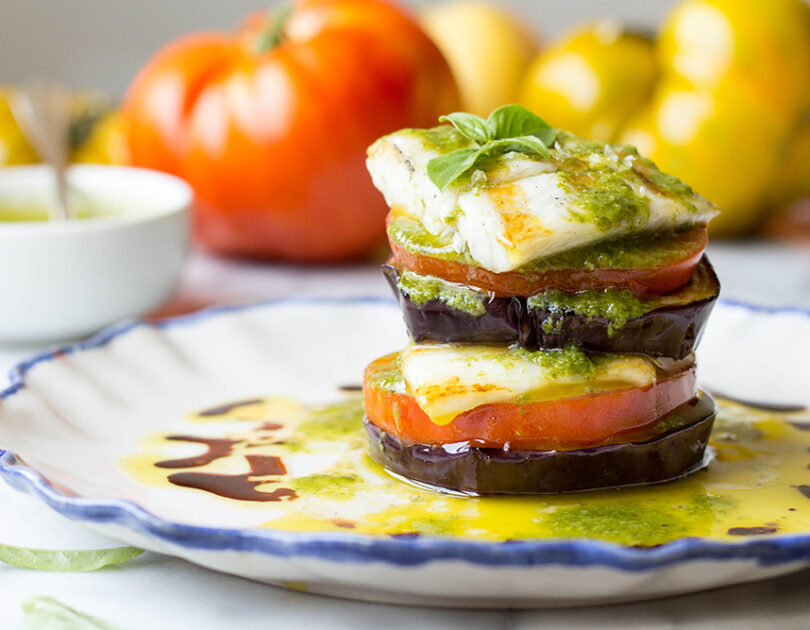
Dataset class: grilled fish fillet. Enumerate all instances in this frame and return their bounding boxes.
[367,128,717,273]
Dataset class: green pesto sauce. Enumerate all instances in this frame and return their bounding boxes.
[375,344,602,393]
[652,411,693,434]
[502,343,605,380]
[290,473,363,500]
[387,215,469,263]
[564,179,649,232]
[365,367,405,394]
[524,227,698,273]
[397,269,486,316]
[553,133,650,232]
[552,134,701,220]
[552,133,605,159]
[276,438,307,453]
[293,399,365,442]
[388,214,699,273]
[636,156,695,198]
[399,126,473,154]
[540,315,563,335]
[528,288,655,335]
[528,257,714,335]
[544,494,730,546]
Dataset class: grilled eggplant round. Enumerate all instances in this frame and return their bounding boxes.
[385,257,719,359]
[365,393,716,495]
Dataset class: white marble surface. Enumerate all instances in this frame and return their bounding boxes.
[1,243,809,628]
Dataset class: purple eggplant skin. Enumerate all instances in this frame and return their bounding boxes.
[365,394,716,495]
[383,263,528,346]
[384,257,719,360]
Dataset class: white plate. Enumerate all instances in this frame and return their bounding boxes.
[0,297,809,608]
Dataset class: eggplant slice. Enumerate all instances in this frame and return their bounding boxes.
[384,257,719,359]
[365,393,716,495]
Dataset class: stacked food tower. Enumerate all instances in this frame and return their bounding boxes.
[362,105,720,494]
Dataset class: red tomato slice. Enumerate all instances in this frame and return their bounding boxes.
[389,222,708,297]
[363,353,697,450]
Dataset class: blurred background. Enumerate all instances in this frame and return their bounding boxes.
[4,0,809,233]
[1,0,810,336]
[2,0,675,94]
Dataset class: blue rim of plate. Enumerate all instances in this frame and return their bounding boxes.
[1,296,809,571]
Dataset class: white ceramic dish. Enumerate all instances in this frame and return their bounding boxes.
[0,165,190,342]
[0,298,809,608]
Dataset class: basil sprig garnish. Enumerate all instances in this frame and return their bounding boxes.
[427,105,557,191]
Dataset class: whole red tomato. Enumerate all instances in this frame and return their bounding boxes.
[122,0,459,261]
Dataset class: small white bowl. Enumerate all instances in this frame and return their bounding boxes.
[0,165,190,343]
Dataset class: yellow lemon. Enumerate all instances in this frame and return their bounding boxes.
[519,20,657,142]
[0,87,128,166]
[659,0,810,118]
[420,1,539,117]
[67,92,128,165]
[0,88,38,166]
[71,110,129,165]
[769,110,810,207]
[621,77,793,236]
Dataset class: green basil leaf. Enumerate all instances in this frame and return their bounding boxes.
[427,105,558,189]
[427,136,553,190]
[487,105,556,146]
[427,147,480,191]
[23,596,125,630]
[0,544,143,572]
[486,135,551,159]
[438,112,492,144]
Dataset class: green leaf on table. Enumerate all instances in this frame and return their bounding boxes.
[427,104,557,191]
[0,544,143,572]
[23,596,125,630]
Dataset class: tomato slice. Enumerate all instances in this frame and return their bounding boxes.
[363,353,696,450]
[389,220,708,297]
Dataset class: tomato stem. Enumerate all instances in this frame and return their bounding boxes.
[254,5,292,54]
